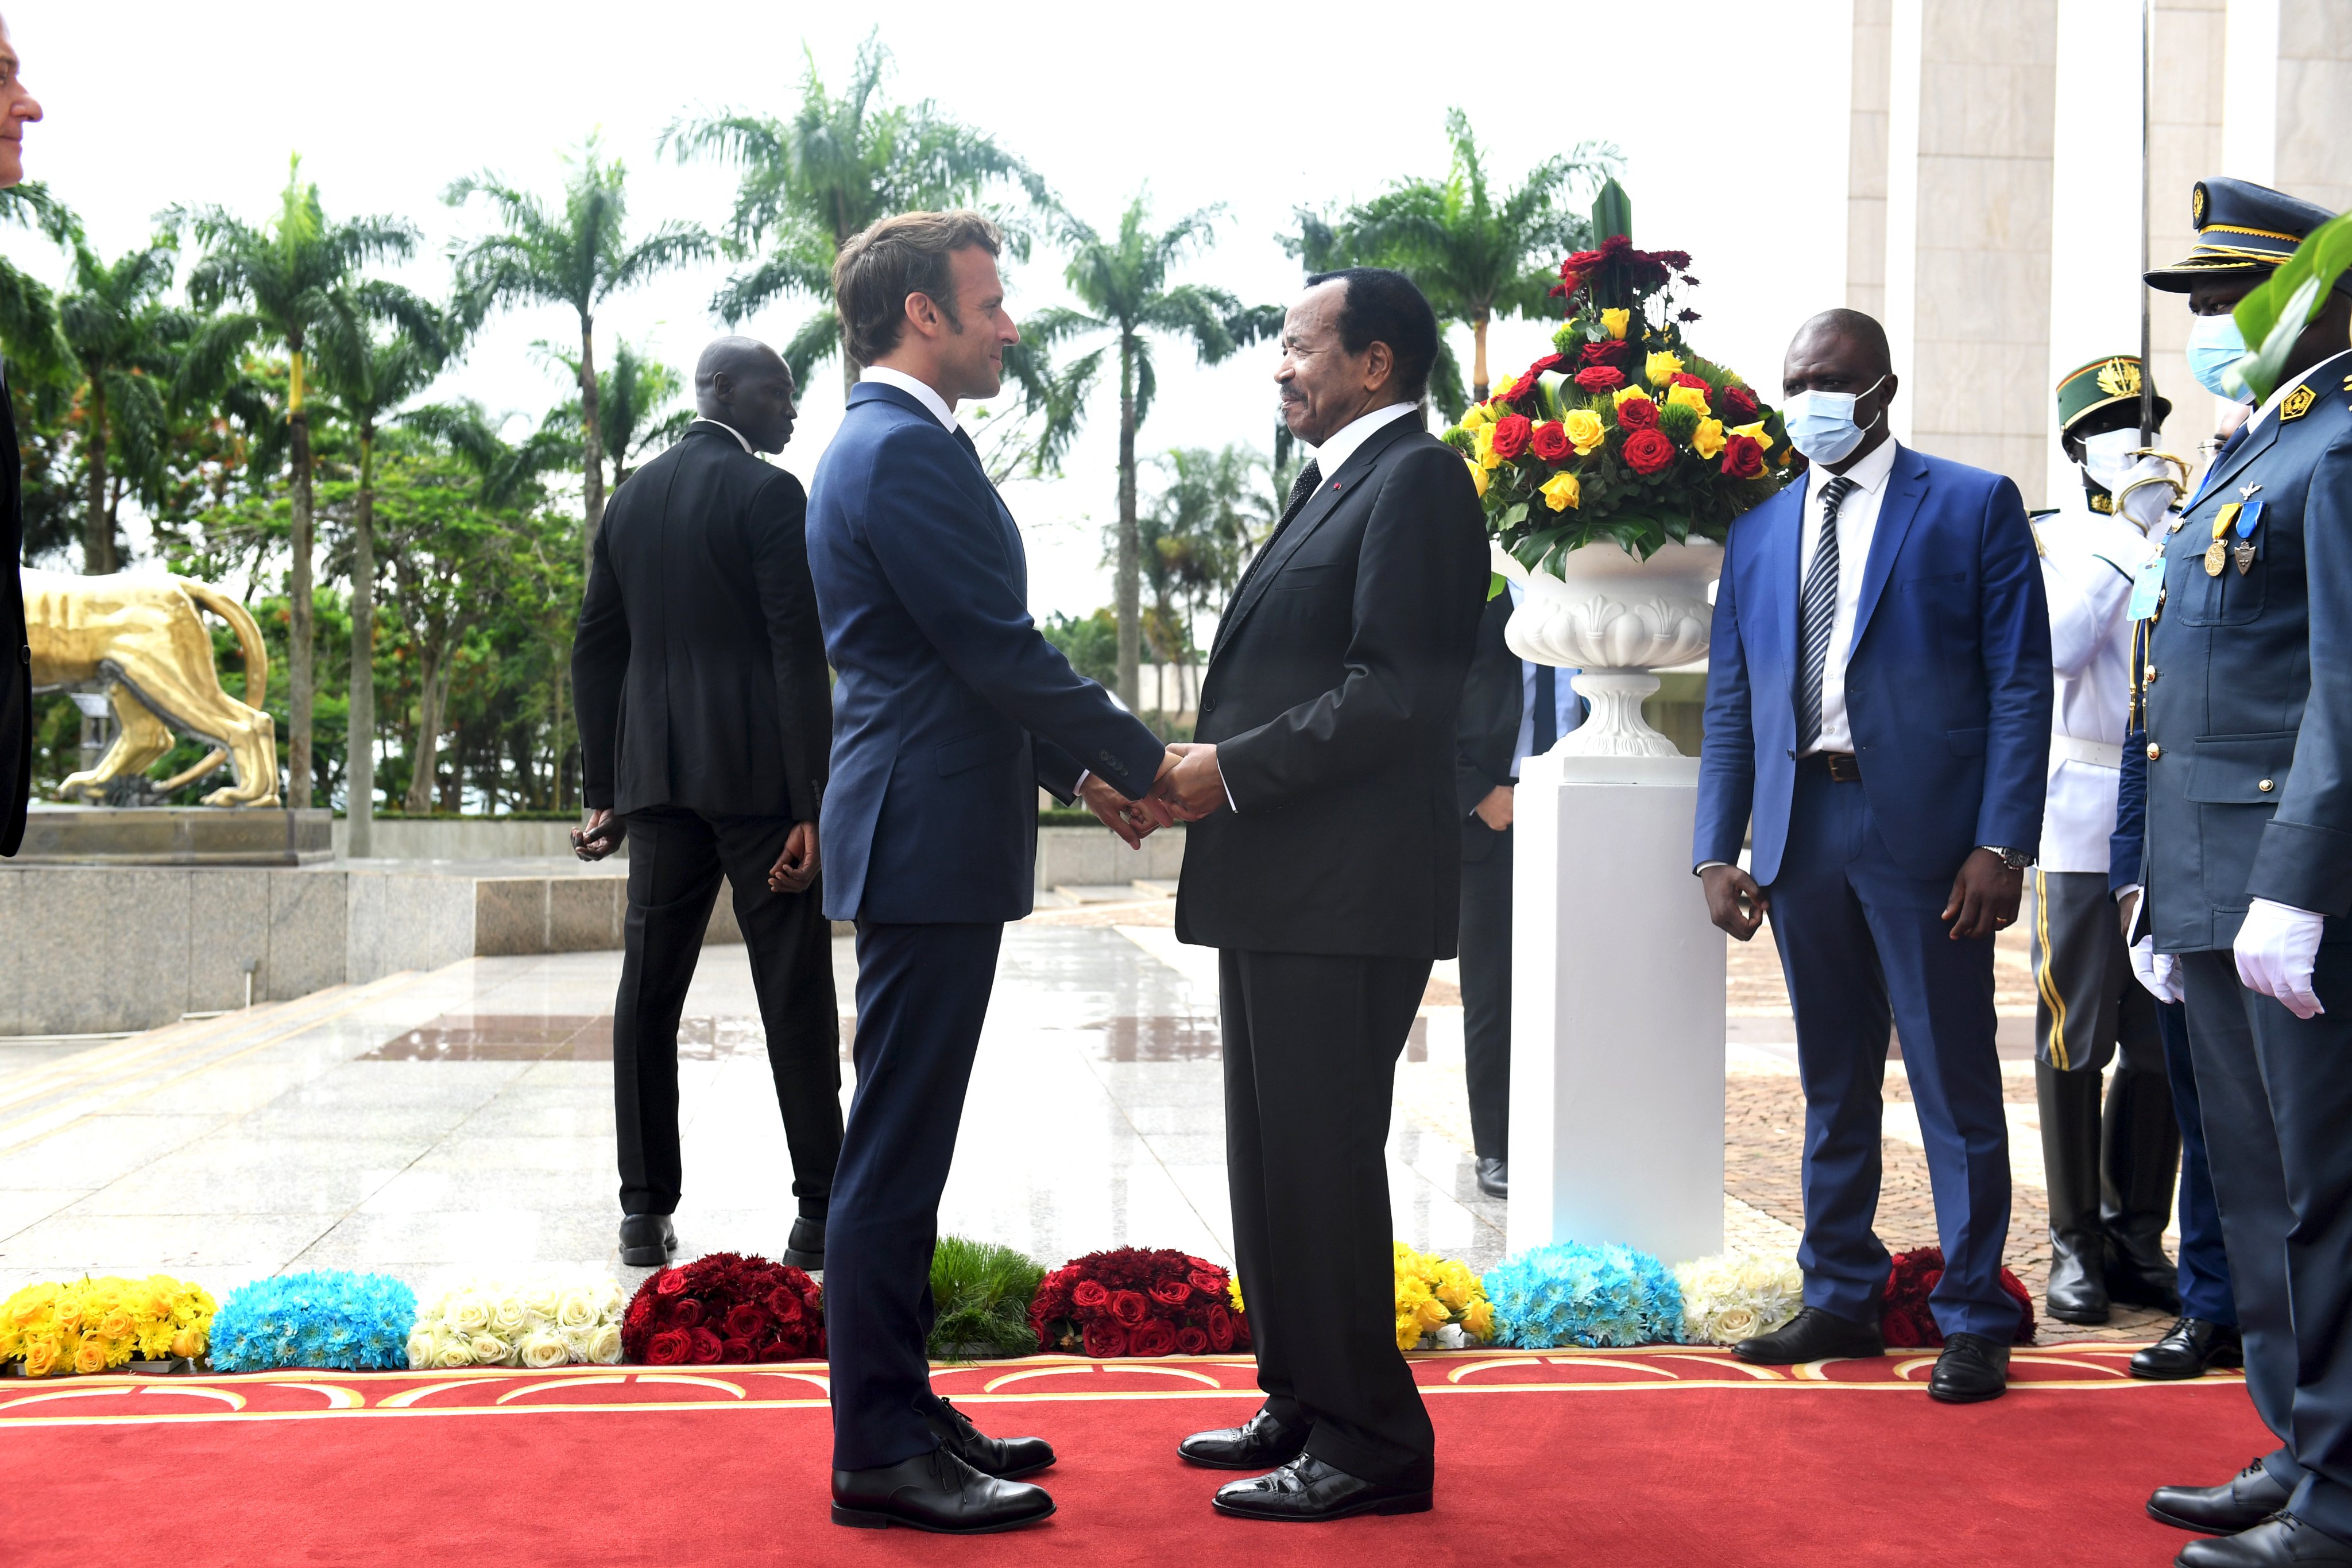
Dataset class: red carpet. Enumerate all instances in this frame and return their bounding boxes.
[0,1346,2264,1566]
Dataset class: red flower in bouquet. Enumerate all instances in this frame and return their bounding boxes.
[1622,428,1676,476]
[647,1328,691,1365]
[1129,1318,1178,1356]
[1108,1289,1150,1328]
[1071,1279,1110,1311]
[1573,365,1626,393]
[1879,1247,2036,1348]
[1175,1325,1210,1354]
[721,1336,756,1364]
[623,1252,826,1363]
[1668,371,1713,394]
[1494,369,1538,405]
[1530,421,1570,463]
[1150,1278,1193,1310]
[1186,1269,1224,1296]
[1615,398,1660,432]
[1205,1303,1237,1352]
[725,1304,769,1341]
[655,1271,688,1298]
[1490,414,1533,462]
[667,1296,706,1329]
[1032,1248,1245,1359]
[1720,435,1767,480]
[1082,1320,1129,1357]
[1720,384,1760,420]
[689,1326,724,1364]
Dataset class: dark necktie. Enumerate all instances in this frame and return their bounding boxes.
[953,425,984,471]
[1532,662,1558,756]
[1795,474,1860,753]
[2186,424,2247,508]
[1235,460,1323,599]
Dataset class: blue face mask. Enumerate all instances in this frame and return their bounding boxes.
[2186,312,2251,401]
[1781,377,1887,465]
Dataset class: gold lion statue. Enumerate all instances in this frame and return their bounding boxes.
[24,570,281,808]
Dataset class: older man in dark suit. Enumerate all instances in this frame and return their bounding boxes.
[0,20,43,858]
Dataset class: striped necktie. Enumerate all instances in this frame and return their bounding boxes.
[1795,474,1859,753]
[1235,460,1322,598]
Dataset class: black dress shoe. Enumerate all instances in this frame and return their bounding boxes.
[1211,1455,1432,1521]
[1179,1406,1310,1470]
[1475,1157,1508,1199]
[2150,1459,2294,1534]
[1928,1331,2009,1403]
[926,1396,1054,1479]
[784,1214,825,1272]
[1732,1305,1883,1365]
[617,1214,676,1267]
[2134,1318,2245,1381]
[2177,1514,2352,1565]
[2045,1229,2113,1325]
[831,1446,1054,1533]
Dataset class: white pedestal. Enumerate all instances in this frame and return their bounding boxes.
[1507,751,1726,1264]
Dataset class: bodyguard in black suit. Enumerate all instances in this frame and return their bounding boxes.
[1159,269,1488,1522]
[0,33,41,859]
[570,338,841,1271]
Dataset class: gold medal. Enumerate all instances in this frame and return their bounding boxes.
[2206,540,2229,575]
[2206,505,2238,576]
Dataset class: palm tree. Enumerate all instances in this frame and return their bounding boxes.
[0,183,75,381]
[180,156,419,808]
[664,30,1042,398]
[1138,445,1270,718]
[446,138,712,570]
[310,292,455,852]
[1024,197,1278,707]
[536,339,694,490]
[57,238,194,573]
[1298,110,1616,406]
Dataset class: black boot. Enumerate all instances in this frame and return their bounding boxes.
[2102,1064,2184,1312]
[784,1213,825,1273]
[2038,1060,2110,1325]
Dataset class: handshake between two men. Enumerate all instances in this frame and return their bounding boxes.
[1076,744,1228,849]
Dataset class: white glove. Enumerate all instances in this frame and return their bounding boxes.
[2118,454,2182,533]
[2130,935,2184,1004]
[2234,897,2327,1019]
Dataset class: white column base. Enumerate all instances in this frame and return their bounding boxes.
[1507,752,1727,1264]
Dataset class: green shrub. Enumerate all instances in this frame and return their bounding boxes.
[929,1236,1047,1360]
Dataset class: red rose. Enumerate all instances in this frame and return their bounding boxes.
[1150,1278,1193,1308]
[1615,398,1659,432]
[760,1338,792,1362]
[720,1336,756,1365]
[624,1292,654,1334]
[647,1328,691,1365]
[1494,369,1537,404]
[1720,434,1766,480]
[1235,1314,1252,1349]
[1721,384,1759,420]
[1621,428,1676,475]
[1128,1318,1178,1357]
[1205,1304,1236,1352]
[688,1327,724,1364]
[1081,1320,1130,1357]
[1490,414,1533,461]
[1108,1289,1150,1327]
[1175,1326,1210,1355]
[1573,365,1626,393]
[1186,1269,1224,1296]
[1071,1279,1111,1311]
[1880,1308,1924,1348]
[1580,340,1628,367]
[667,1296,705,1330]
[1668,371,1712,393]
[1530,421,1570,463]
[725,1304,769,1341]
[654,1270,688,1298]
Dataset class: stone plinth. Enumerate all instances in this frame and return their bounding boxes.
[13,806,333,866]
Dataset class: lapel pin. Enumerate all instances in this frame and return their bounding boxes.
[2239,483,2263,500]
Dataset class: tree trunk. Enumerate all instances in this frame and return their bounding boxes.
[1115,335,1140,712]
[550,658,566,813]
[440,718,463,814]
[346,424,377,857]
[287,343,315,810]
[1472,312,1491,404]
[404,632,444,815]
[82,377,113,574]
[579,313,605,574]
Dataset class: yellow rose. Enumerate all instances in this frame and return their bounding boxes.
[1562,407,1606,455]
[72,1337,107,1375]
[1465,457,1489,498]
[1731,418,1774,452]
[1692,418,1727,460]
[1666,383,1712,419]
[1463,1298,1496,1342]
[22,1338,59,1378]
[1457,402,1494,431]
[1541,471,1582,512]
[1600,308,1630,340]
[98,1308,137,1342]
[1646,350,1685,387]
[1614,387,1656,416]
[53,1298,84,1332]
[1473,423,1502,472]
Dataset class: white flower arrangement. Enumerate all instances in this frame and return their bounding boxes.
[1672,1251,1804,1345]
[406,1271,626,1369]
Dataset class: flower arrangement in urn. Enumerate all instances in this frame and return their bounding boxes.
[1030,1247,1247,1357]
[1443,180,1795,572]
[621,1252,826,1365]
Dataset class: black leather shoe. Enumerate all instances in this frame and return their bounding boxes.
[1732,1305,1883,1365]
[926,1396,1053,1480]
[617,1214,676,1267]
[831,1446,1054,1533]
[1179,1406,1310,1470]
[1475,1157,1508,1199]
[2150,1460,2294,1534]
[2177,1514,2352,1565]
[1928,1331,2009,1403]
[1210,1454,1432,1521]
[784,1215,825,1272]
[2134,1318,2245,1381]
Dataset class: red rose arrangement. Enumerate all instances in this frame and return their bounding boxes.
[1615,397,1659,432]
[1877,1247,2036,1349]
[1620,428,1676,476]
[1489,414,1533,462]
[1030,1247,1247,1358]
[1530,421,1570,463]
[621,1251,825,1365]
[1572,365,1626,393]
[1720,434,1767,480]
[1720,384,1760,420]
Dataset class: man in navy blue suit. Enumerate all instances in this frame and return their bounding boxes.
[1693,308,2051,1403]
[804,210,1175,1534]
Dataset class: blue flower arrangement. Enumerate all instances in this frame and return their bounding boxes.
[208,1271,418,1372]
[1480,1241,1686,1349]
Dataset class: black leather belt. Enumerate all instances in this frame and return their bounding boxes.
[1801,750,1863,783]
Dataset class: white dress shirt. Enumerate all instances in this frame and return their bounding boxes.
[860,364,960,432]
[2245,347,2352,435]
[1796,436,1901,756]
[691,416,755,453]
[1309,398,1418,479]
[2036,497,2157,873]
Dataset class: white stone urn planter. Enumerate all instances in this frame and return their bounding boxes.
[1495,536,1723,758]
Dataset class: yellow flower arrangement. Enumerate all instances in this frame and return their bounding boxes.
[1665,382,1712,419]
[1392,1243,1496,1350]
[1561,406,1606,455]
[0,1275,216,1376]
[1458,401,1495,431]
[1599,307,1630,340]
[1541,471,1581,512]
[1464,457,1489,497]
[1227,1275,1246,1315]
[1645,349,1685,387]
[1473,423,1502,471]
[1731,418,1774,451]
[1691,418,1727,460]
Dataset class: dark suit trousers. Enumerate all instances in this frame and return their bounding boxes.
[2154,997,2235,1325]
[1221,947,1435,1486]
[1765,767,2018,1339]
[1457,825,1512,1160]
[826,920,1002,1472]
[613,807,842,1217]
[2181,948,2352,1541]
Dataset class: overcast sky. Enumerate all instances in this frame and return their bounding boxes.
[3,0,1852,620]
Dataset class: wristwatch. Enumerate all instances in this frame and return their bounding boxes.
[1977,845,2032,870]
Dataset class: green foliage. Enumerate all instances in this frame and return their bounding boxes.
[2227,212,2352,404]
[1042,608,1119,688]
[927,1237,1046,1360]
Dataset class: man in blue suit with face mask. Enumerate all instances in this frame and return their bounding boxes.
[1694,308,2051,1404]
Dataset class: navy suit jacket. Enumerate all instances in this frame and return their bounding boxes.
[1695,443,2052,885]
[806,382,1166,924]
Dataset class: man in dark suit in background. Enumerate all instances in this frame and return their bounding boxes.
[0,21,42,858]
[570,336,841,1274]
[1155,269,1488,1521]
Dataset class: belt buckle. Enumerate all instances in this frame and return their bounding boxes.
[1825,752,1861,783]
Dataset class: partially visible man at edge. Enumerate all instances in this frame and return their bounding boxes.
[0,17,45,859]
